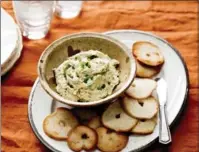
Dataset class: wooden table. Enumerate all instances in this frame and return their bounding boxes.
[1,1,198,152]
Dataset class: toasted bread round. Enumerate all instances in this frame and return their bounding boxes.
[126,78,157,99]
[102,101,138,132]
[96,127,128,152]
[133,41,164,66]
[123,96,158,119]
[136,60,160,78]
[72,108,98,125]
[43,107,79,140]
[67,126,97,152]
[88,116,102,130]
[132,116,157,134]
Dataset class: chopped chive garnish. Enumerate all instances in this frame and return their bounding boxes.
[67,83,74,88]
[88,55,97,60]
[85,62,91,68]
[84,77,89,83]
[67,64,71,69]
[80,62,85,69]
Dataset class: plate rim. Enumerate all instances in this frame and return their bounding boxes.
[28,29,189,152]
[28,78,62,152]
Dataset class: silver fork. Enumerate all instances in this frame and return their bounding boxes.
[155,77,172,144]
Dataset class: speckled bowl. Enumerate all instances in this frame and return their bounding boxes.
[38,32,136,107]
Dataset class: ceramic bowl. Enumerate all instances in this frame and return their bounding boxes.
[38,32,136,107]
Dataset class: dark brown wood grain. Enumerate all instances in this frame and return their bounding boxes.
[1,1,198,152]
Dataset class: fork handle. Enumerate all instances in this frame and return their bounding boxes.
[159,105,172,144]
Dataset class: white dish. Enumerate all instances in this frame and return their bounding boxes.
[1,8,23,76]
[1,26,23,76]
[28,30,189,152]
[1,8,18,66]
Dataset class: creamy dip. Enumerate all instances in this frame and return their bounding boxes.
[54,50,120,102]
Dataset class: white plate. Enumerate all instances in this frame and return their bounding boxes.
[1,8,23,76]
[1,26,23,76]
[28,30,189,152]
[1,8,19,66]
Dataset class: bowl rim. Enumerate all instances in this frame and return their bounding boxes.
[38,32,136,107]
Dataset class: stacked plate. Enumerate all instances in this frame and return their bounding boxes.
[1,8,23,76]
